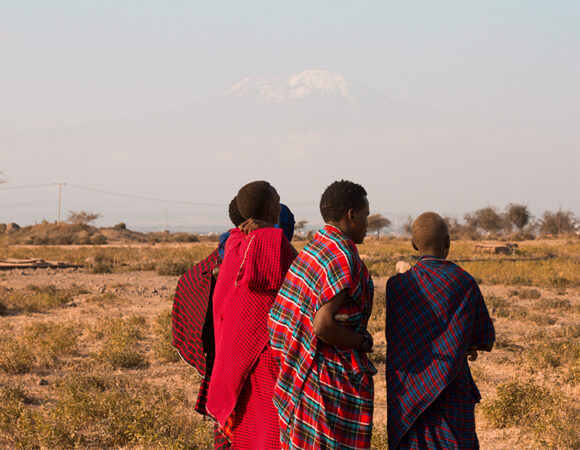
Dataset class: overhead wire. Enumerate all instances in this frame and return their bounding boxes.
[0,183,56,190]
[66,183,226,207]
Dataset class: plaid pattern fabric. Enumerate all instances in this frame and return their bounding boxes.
[172,247,221,377]
[207,227,294,448]
[269,225,376,449]
[172,245,234,448]
[386,256,495,449]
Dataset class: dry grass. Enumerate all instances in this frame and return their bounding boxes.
[0,322,81,374]
[0,284,87,314]
[96,316,149,369]
[153,311,181,363]
[0,238,578,448]
[481,380,579,448]
[0,375,212,449]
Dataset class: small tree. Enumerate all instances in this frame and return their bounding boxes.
[443,215,464,239]
[67,210,102,225]
[505,203,531,232]
[0,171,5,185]
[295,220,308,235]
[463,212,479,236]
[474,207,503,235]
[367,214,391,238]
[539,209,576,235]
[402,216,413,236]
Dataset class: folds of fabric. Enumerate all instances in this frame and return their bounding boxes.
[207,227,294,446]
[172,247,221,378]
[385,257,495,449]
[269,225,376,449]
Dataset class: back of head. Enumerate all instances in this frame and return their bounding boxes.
[320,180,367,222]
[228,196,246,227]
[237,180,275,220]
[412,212,449,253]
[279,204,295,242]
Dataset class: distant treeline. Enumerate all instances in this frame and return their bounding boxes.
[440,205,578,240]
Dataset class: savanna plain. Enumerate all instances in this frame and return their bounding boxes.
[1,238,579,449]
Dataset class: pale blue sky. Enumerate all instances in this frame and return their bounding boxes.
[1,1,579,230]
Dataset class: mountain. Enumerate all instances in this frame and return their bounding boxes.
[224,70,363,103]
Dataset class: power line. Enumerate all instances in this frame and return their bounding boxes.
[66,183,226,207]
[0,181,319,208]
[0,183,55,190]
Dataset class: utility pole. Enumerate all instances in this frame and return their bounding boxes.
[163,208,168,232]
[57,183,64,224]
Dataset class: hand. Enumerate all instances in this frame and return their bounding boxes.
[467,347,478,361]
[358,330,374,353]
[238,218,273,234]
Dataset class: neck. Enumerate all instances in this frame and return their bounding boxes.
[418,248,447,259]
[326,221,350,239]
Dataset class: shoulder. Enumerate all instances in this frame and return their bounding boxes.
[446,260,478,287]
[252,226,285,240]
[386,273,402,290]
[313,231,356,271]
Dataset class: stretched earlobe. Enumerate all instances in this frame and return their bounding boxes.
[412,240,419,252]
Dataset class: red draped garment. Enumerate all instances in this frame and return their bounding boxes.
[207,227,294,449]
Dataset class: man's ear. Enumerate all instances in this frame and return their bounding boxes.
[412,240,419,251]
[346,208,356,223]
[444,235,451,249]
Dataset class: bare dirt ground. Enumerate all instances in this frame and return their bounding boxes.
[1,240,579,448]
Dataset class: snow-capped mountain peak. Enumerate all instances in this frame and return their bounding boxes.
[224,70,354,103]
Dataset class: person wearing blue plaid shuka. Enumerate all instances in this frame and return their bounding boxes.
[386,212,495,449]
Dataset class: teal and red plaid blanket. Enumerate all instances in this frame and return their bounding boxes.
[386,256,495,449]
[269,225,376,449]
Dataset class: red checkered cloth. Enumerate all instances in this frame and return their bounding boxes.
[386,256,495,449]
[207,227,294,448]
[269,225,376,449]
[172,246,233,448]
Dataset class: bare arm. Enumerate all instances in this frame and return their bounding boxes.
[312,290,366,350]
[238,218,273,234]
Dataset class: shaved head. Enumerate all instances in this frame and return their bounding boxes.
[412,212,449,253]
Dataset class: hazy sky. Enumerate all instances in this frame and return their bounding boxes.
[1,1,579,231]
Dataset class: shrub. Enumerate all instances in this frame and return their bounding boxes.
[517,288,541,299]
[86,293,120,306]
[85,260,114,274]
[97,316,148,369]
[505,203,531,231]
[524,339,579,369]
[0,339,35,374]
[153,311,180,363]
[482,380,555,429]
[113,222,127,229]
[3,284,84,313]
[481,380,579,448]
[156,260,191,276]
[539,209,576,235]
[67,210,101,225]
[536,297,571,311]
[52,375,211,448]
[527,314,557,326]
[24,322,80,367]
